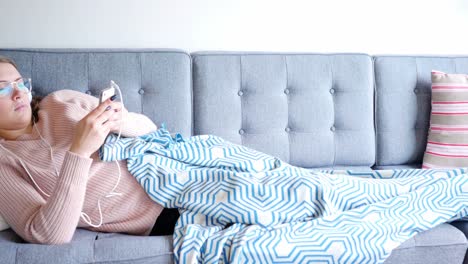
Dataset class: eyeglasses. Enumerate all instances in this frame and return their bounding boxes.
[0,77,32,98]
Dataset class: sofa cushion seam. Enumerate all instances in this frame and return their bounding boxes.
[88,252,173,264]
[284,55,291,163]
[394,242,468,250]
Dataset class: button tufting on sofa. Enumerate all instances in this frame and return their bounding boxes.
[0,49,464,264]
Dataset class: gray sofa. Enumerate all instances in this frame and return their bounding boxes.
[0,49,466,264]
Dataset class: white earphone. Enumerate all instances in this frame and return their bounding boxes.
[0,82,124,228]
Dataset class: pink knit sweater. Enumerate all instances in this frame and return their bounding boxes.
[0,90,163,244]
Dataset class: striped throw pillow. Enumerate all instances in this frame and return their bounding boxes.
[422,70,468,168]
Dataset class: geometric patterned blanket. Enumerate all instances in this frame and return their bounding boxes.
[100,128,468,264]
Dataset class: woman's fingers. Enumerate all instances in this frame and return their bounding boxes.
[108,108,124,121]
[110,102,123,111]
[70,99,125,157]
[103,120,121,133]
[104,102,126,121]
[95,105,117,125]
[89,101,126,134]
[86,98,113,120]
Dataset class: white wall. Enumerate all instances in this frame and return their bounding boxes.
[0,0,467,54]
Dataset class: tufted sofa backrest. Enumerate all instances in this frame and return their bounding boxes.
[0,49,192,137]
[191,52,375,168]
[5,49,468,169]
[374,56,468,167]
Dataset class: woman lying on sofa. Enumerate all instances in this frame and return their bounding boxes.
[0,56,179,244]
[1,56,467,263]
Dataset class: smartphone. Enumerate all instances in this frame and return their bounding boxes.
[100,86,116,103]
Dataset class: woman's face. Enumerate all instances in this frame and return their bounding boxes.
[0,62,32,133]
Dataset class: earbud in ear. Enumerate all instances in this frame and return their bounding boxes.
[28,92,32,103]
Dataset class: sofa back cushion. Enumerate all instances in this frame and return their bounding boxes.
[374,56,468,166]
[0,49,193,136]
[192,52,375,168]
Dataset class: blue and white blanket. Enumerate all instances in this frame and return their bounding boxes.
[100,128,468,264]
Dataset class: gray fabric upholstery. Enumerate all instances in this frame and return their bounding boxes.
[0,49,465,263]
[453,221,468,241]
[452,222,468,264]
[309,165,374,171]
[374,55,468,166]
[372,164,421,170]
[0,224,464,264]
[94,232,172,263]
[0,49,192,137]
[0,229,97,264]
[0,229,173,264]
[192,52,375,168]
[385,224,467,264]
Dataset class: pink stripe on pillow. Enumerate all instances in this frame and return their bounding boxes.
[432,85,468,89]
[426,151,468,158]
[432,101,468,104]
[422,70,468,168]
[431,127,468,131]
[431,112,468,115]
[427,141,468,146]
[426,144,468,155]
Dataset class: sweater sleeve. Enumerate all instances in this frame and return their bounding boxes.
[44,90,157,137]
[0,151,92,244]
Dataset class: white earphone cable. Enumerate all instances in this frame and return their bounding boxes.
[0,81,124,228]
[79,80,124,228]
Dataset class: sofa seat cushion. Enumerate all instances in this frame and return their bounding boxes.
[94,232,172,263]
[453,221,468,264]
[385,223,467,264]
[0,224,465,264]
[452,221,468,239]
[0,229,98,264]
[0,229,173,264]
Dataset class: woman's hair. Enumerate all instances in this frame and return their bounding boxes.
[0,56,42,122]
[0,56,19,69]
[30,96,42,123]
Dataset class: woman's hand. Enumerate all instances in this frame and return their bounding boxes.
[107,101,128,134]
[69,99,122,158]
